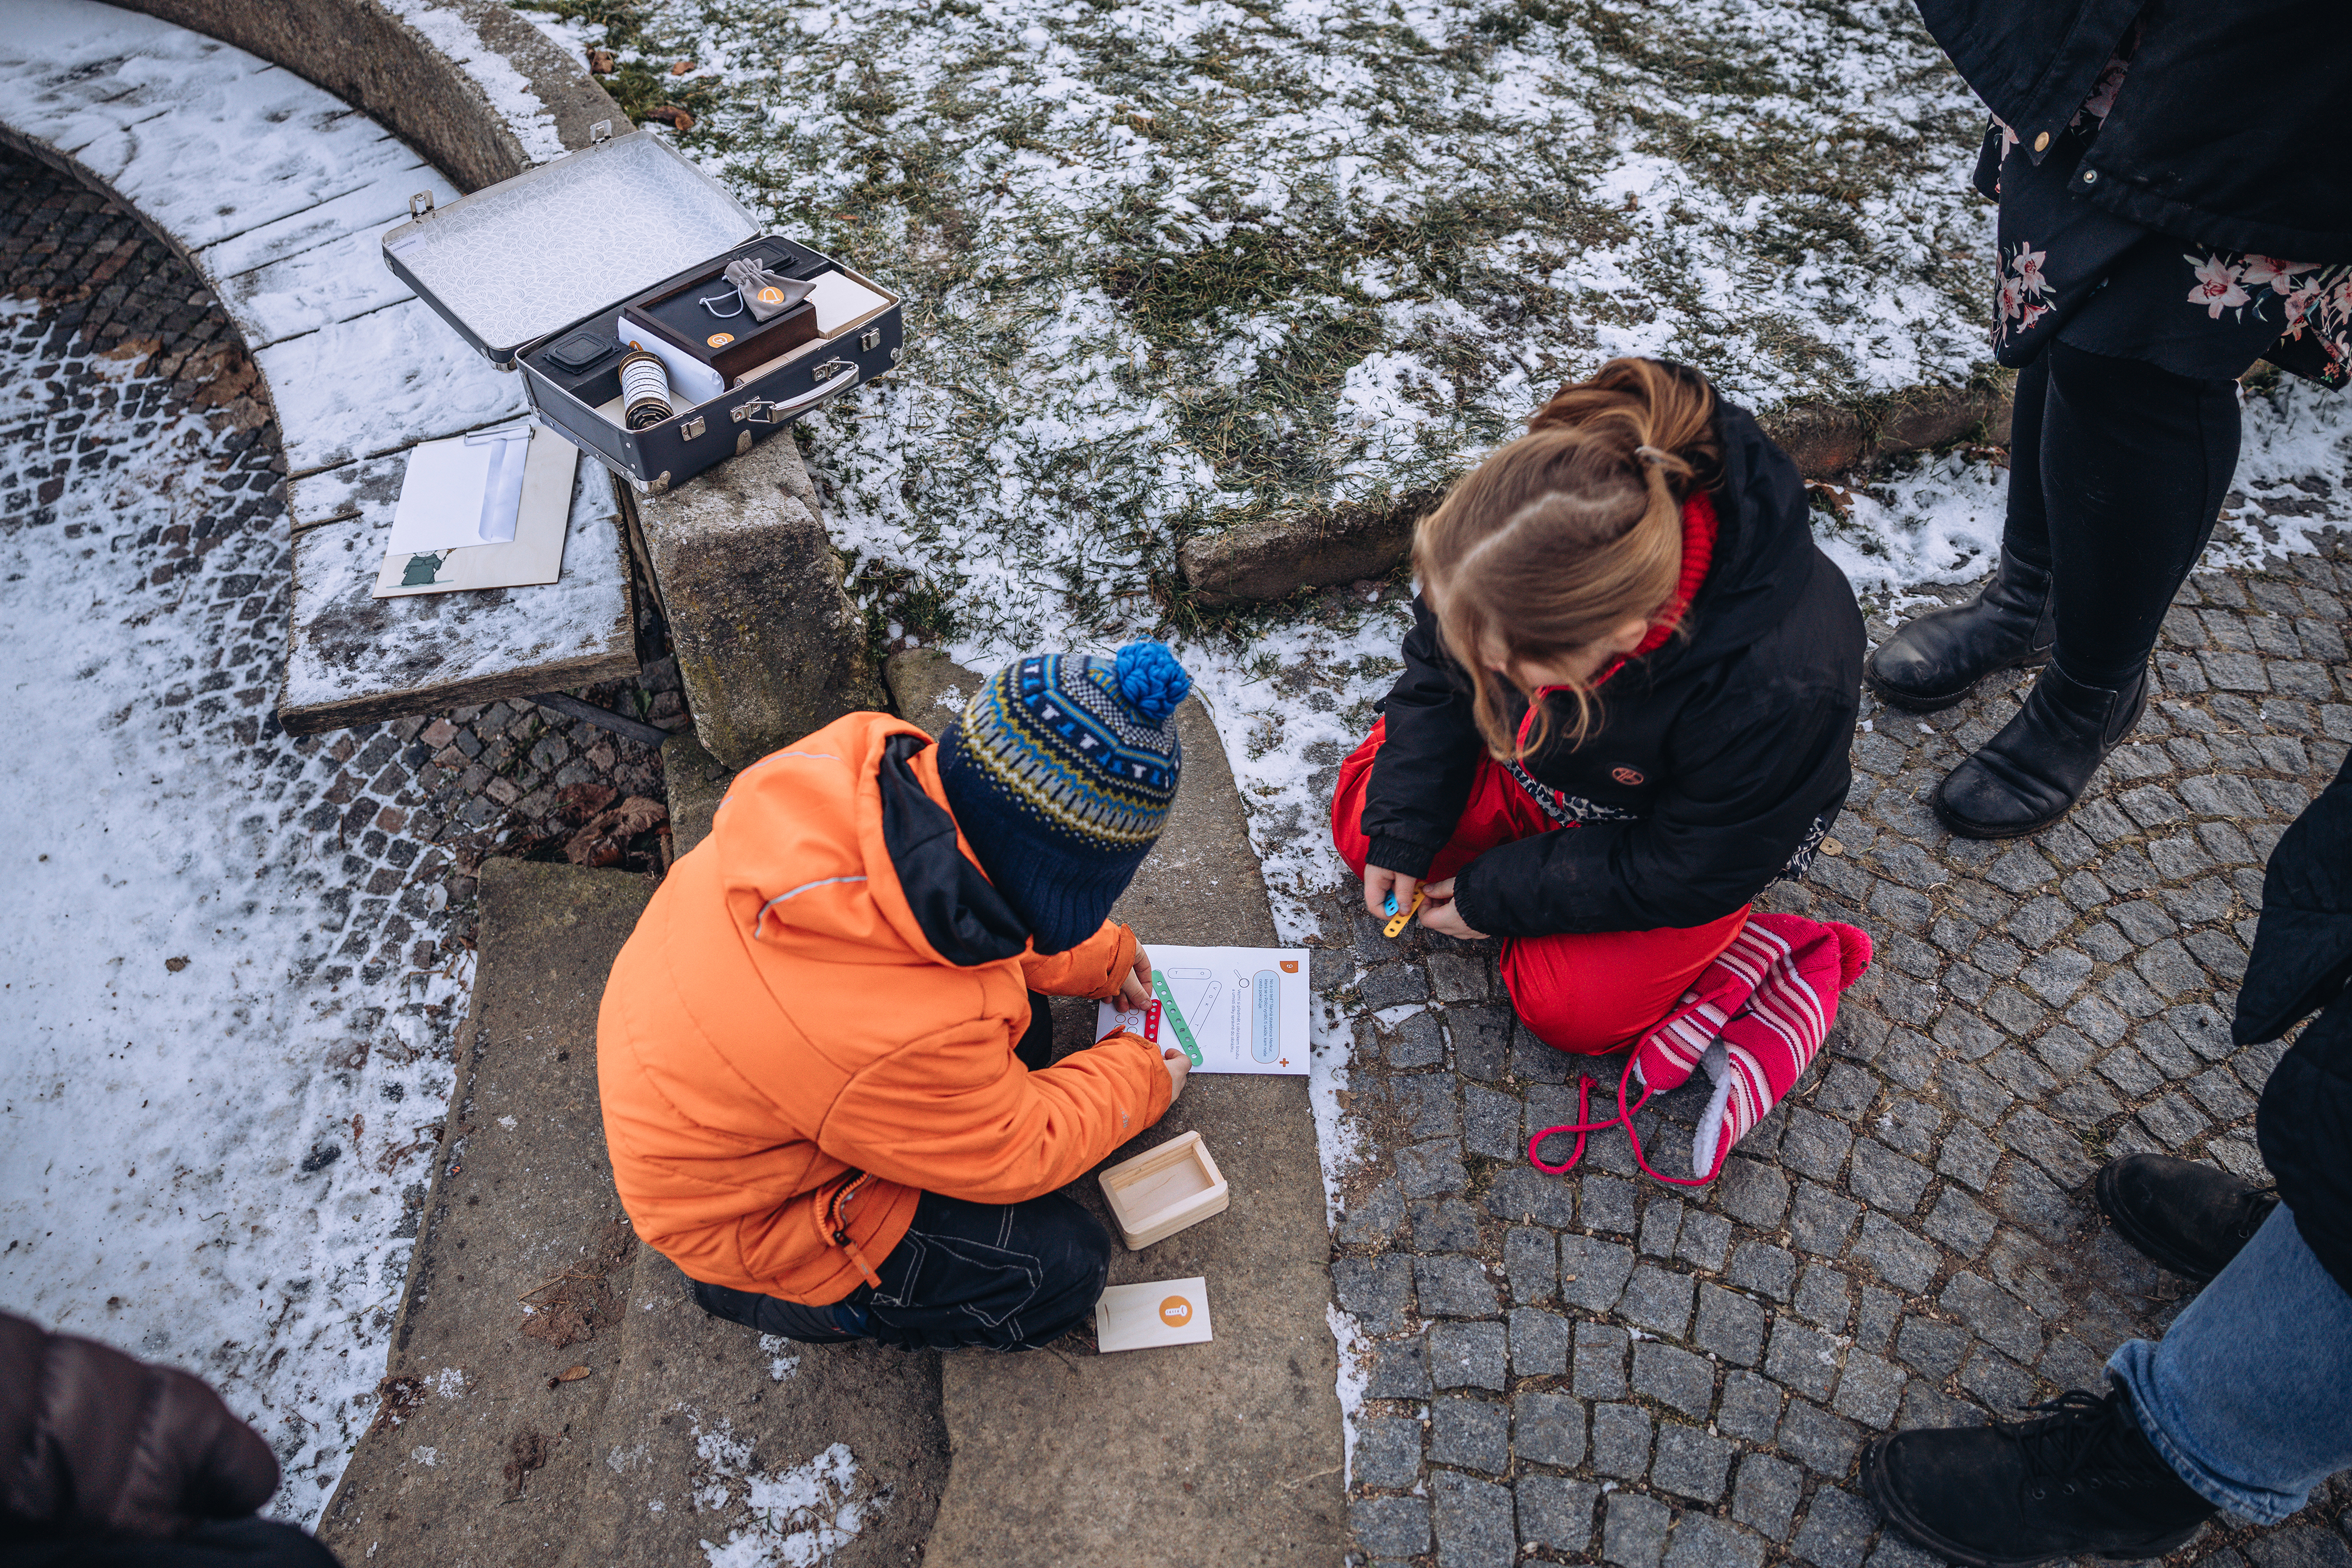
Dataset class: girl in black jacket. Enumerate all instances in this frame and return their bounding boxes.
[1870,0,2351,840]
[1331,359,1867,1056]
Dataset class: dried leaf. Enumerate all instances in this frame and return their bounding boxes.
[557,1365,591,1382]
[670,59,695,75]
[586,47,615,73]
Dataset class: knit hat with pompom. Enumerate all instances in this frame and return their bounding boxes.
[937,643,1191,955]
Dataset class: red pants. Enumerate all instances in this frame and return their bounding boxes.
[1331,720,1748,1055]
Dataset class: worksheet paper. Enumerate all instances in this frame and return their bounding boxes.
[1095,945,1311,1075]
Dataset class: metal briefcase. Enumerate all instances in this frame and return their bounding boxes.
[380,124,903,495]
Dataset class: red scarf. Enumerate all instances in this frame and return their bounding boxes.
[1511,489,1720,752]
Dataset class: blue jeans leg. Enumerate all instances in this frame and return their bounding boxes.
[2108,1203,2352,1524]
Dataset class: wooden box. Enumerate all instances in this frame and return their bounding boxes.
[1098,1131,1228,1250]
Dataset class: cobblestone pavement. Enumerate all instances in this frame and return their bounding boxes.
[1314,554,2352,1567]
[1,143,684,951]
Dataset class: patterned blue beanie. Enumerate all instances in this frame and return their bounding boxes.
[937,643,1191,955]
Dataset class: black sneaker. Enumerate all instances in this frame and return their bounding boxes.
[1864,1387,2214,1568]
[2096,1152,2278,1283]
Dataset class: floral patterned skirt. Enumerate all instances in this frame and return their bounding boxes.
[1982,85,2350,388]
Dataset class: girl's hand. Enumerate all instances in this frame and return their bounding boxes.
[1162,1047,1192,1104]
[1119,947,1154,1011]
[1364,865,1422,921]
[1418,878,1491,941]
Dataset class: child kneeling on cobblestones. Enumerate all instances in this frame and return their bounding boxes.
[597,645,1195,1351]
[1333,357,1871,1099]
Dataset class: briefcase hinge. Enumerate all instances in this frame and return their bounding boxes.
[590,119,614,144]
[409,191,436,219]
[859,327,882,352]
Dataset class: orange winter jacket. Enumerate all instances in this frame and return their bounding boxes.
[596,712,1172,1305]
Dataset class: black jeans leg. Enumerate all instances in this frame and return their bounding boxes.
[692,1278,863,1342]
[689,1190,1115,1352]
[2042,339,2241,688]
[856,1190,1111,1350]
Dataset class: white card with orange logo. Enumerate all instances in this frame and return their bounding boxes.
[1095,945,1310,1075]
[1095,1278,1214,1352]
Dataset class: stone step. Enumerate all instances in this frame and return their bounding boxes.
[886,650,1348,1568]
[316,858,654,1564]
[318,851,951,1566]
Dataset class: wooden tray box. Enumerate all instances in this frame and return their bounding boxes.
[1098,1132,1228,1251]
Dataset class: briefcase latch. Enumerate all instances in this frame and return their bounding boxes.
[860,327,883,352]
[409,191,436,219]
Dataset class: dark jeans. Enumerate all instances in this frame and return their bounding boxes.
[0,1518,341,1567]
[2003,340,2241,690]
[695,1189,1111,1352]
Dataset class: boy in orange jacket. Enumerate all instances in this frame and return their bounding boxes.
[597,644,1195,1349]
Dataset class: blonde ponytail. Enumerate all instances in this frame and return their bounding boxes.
[1415,358,1721,761]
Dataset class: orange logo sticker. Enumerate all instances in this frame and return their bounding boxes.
[707,331,735,347]
[1158,1295,1193,1328]
[756,285,785,305]
[1279,960,1298,974]
[1611,765,1645,786]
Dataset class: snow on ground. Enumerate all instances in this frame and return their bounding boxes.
[0,303,467,1517]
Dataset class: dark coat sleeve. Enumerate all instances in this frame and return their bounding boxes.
[0,1312,280,1540]
[2241,754,2352,1300]
[1355,594,1485,880]
[1450,667,1853,938]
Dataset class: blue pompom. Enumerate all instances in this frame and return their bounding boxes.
[1114,641,1191,725]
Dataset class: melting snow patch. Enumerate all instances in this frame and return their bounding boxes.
[757,1333,802,1383]
[691,1422,880,1568]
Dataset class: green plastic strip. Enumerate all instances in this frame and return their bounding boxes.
[1151,971,1205,1066]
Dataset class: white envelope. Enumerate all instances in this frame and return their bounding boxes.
[1094,1277,1214,1353]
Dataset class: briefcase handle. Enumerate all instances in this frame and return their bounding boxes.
[729,361,860,426]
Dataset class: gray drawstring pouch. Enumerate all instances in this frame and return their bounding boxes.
[723,258,816,322]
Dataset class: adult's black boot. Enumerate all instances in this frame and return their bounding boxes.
[1864,1386,2216,1568]
[1933,661,2147,840]
[2096,1152,2278,1283]
[1865,547,2054,712]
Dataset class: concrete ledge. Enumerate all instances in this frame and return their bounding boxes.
[1178,380,2016,607]
[634,433,887,770]
[110,0,623,192]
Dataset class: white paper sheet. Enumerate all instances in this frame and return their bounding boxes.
[1096,945,1311,1075]
[807,269,891,335]
[1094,1278,1214,1352]
[385,436,497,555]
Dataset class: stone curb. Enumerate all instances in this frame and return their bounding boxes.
[112,0,624,193]
[1179,380,2016,609]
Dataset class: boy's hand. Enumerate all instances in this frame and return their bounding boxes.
[1118,947,1154,1011]
[1419,877,1491,940]
[1364,864,1421,921]
[1161,1047,1191,1104]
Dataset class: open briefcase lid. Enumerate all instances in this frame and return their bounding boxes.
[382,127,760,369]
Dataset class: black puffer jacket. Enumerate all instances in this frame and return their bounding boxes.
[1915,0,2352,262]
[2241,754,2352,1299]
[0,1312,281,1540]
[1359,396,1865,940]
